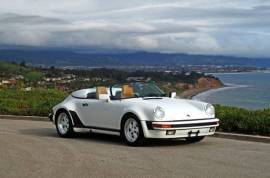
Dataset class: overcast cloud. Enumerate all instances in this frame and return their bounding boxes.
[0,0,270,57]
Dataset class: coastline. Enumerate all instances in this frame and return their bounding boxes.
[191,82,250,100]
[179,86,225,99]
[178,75,225,99]
[189,72,270,109]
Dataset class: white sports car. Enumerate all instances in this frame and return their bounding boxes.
[49,83,219,146]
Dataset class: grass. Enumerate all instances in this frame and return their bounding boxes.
[0,88,67,116]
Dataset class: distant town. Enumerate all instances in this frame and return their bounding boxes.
[0,60,224,97]
[60,64,268,74]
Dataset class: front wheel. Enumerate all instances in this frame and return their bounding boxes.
[56,111,74,138]
[185,136,205,143]
[121,117,144,146]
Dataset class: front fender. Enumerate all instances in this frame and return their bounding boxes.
[122,105,154,122]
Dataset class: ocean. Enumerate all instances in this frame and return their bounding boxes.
[193,72,270,109]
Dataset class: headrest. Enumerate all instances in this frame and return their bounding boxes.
[122,85,134,98]
[96,86,108,99]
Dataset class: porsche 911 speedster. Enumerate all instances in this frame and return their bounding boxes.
[49,83,219,146]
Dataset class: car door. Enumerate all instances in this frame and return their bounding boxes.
[75,98,98,126]
[77,99,124,130]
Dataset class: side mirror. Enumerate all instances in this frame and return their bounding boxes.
[98,94,110,102]
[169,92,177,98]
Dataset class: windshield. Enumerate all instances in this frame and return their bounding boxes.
[110,83,166,99]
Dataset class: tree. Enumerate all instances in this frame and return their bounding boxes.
[20,61,26,67]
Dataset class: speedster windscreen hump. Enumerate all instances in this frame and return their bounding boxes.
[71,87,111,99]
[71,88,96,99]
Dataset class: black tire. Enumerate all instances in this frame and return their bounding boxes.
[185,136,205,143]
[55,110,74,138]
[121,115,145,146]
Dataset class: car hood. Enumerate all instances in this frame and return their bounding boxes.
[129,97,212,120]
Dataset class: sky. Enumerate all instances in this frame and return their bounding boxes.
[0,0,270,57]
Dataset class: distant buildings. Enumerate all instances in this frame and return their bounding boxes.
[43,74,77,83]
[127,77,152,82]
[23,87,32,92]
[1,79,16,85]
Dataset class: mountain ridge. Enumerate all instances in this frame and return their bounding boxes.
[0,48,269,67]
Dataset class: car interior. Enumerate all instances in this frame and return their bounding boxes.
[121,84,134,99]
[96,86,108,99]
[72,85,136,100]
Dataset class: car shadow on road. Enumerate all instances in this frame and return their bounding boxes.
[142,139,196,147]
[19,128,123,145]
[78,132,200,147]
[79,132,196,147]
[76,132,124,145]
[19,128,200,147]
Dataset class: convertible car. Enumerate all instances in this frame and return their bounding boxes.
[49,83,219,146]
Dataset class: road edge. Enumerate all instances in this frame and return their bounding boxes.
[212,132,270,144]
[0,115,49,122]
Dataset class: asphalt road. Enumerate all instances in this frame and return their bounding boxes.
[0,119,269,178]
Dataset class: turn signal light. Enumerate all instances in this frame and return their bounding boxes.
[152,124,172,128]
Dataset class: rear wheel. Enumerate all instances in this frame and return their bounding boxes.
[56,111,74,138]
[185,136,205,143]
[121,116,144,146]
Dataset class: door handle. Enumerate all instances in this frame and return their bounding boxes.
[82,103,88,107]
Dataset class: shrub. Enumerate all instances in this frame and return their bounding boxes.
[215,105,270,136]
[0,88,67,116]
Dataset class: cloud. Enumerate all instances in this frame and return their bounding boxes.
[0,0,270,57]
[0,13,67,25]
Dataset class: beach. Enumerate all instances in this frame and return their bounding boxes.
[178,87,216,99]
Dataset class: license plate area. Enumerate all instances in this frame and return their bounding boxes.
[187,130,200,137]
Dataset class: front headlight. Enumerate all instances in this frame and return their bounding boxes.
[153,106,165,119]
[205,104,215,116]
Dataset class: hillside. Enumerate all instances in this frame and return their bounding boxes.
[0,60,223,94]
[0,61,28,74]
[0,61,44,82]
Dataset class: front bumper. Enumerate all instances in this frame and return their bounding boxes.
[141,118,219,139]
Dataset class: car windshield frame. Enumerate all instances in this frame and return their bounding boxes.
[110,83,166,100]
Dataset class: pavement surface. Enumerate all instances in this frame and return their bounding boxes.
[0,119,269,178]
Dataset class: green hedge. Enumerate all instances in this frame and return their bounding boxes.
[0,88,67,116]
[215,105,270,136]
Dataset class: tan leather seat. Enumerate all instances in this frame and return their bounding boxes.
[122,85,134,98]
[96,86,108,99]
